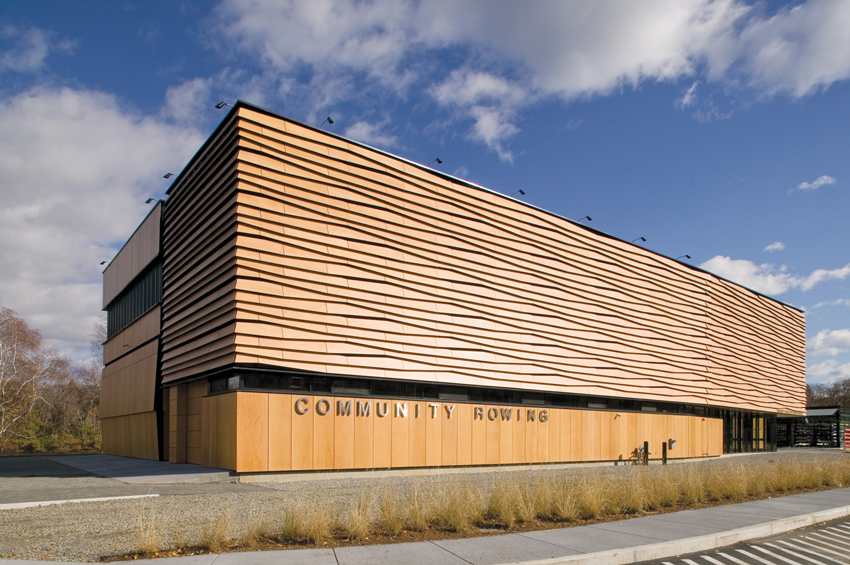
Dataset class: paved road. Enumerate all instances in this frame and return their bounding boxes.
[639,517,850,565]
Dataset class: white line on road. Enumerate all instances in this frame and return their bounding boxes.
[775,540,847,564]
[752,545,806,565]
[0,494,159,510]
[765,542,828,565]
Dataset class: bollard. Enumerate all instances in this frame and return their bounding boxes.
[643,441,649,465]
[662,441,668,465]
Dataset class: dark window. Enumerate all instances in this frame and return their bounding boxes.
[106,260,162,338]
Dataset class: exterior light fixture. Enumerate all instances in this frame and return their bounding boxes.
[632,237,646,243]
[145,198,154,204]
[163,173,174,179]
[578,216,592,223]
[99,261,107,265]
[511,190,526,197]
[428,158,443,166]
[320,117,334,128]
[215,102,232,109]
[677,255,691,260]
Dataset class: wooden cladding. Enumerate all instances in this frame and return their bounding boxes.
[101,412,159,461]
[100,340,158,419]
[104,202,162,308]
[201,392,721,473]
[160,103,805,415]
[103,306,161,366]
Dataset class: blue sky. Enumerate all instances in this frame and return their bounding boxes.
[1,0,848,386]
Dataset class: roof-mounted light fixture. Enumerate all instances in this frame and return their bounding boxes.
[319,116,334,128]
[163,173,174,179]
[428,158,443,166]
[145,198,155,204]
[511,190,526,197]
[215,101,232,109]
[677,255,691,260]
[577,216,592,223]
[99,261,107,265]
[632,237,646,243]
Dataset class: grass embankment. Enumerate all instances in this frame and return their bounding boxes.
[117,456,850,561]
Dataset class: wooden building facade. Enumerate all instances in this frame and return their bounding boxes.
[101,102,806,472]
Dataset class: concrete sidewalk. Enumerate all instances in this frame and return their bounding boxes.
[1,487,849,565]
[51,455,234,484]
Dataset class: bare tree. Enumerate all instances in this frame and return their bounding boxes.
[0,307,58,448]
[89,314,106,365]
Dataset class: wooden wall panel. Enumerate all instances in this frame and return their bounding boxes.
[101,412,158,461]
[104,203,161,308]
[165,105,803,417]
[103,306,161,365]
[214,392,721,472]
[100,341,158,419]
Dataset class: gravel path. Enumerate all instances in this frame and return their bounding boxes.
[0,450,845,562]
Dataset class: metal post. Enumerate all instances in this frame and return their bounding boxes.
[643,441,649,465]
[662,441,668,465]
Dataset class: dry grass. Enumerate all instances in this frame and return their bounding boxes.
[131,454,850,558]
[406,481,434,532]
[342,491,374,540]
[135,504,158,555]
[199,514,229,553]
[377,485,405,535]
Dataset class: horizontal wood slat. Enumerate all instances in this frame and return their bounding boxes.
[104,203,161,307]
[159,106,805,415]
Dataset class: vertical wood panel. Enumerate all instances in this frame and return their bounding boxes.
[354,400,375,469]
[374,401,393,468]
[409,402,426,467]
[471,406,486,465]
[425,402,442,466]
[525,409,538,463]
[548,409,560,462]
[291,395,314,470]
[334,397,355,470]
[313,398,335,470]
[499,407,513,464]
[268,394,292,471]
[391,402,410,468]
[485,408,499,465]
[442,404,458,466]
[236,392,268,472]
[456,403,473,466]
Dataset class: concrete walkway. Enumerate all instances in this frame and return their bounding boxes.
[1,487,849,565]
[51,454,233,484]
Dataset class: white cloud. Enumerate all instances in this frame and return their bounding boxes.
[764,241,785,252]
[700,256,850,295]
[163,77,213,124]
[0,87,203,359]
[0,24,74,73]
[813,299,850,308]
[807,329,850,357]
[431,69,529,162]
[807,359,850,385]
[343,120,398,149]
[796,174,837,191]
[212,0,850,157]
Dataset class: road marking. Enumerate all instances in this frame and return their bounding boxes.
[683,559,701,565]
[809,532,850,549]
[0,494,159,510]
[752,545,806,565]
[775,540,847,564]
[699,555,727,564]
[738,548,779,565]
[716,552,753,565]
[765,542,828,565]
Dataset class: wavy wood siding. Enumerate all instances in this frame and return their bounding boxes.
[160,105,805,415]
[103,203,161,308]
[203,392,721,473]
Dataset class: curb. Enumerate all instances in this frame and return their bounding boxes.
[510,505,850,565]
[0,494,159,511]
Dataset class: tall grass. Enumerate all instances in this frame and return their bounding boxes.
[133,455,850,556]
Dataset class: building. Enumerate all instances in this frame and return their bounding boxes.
[100,101,806,473]
[777,407,850,448]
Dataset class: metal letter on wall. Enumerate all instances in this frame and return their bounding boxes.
[295,397,310,415]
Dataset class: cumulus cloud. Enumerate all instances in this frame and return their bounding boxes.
[764,241,785,252]
[796,174,837,192]
[0,24,74,73]
[163,77,213,124]
[813,299,850,308]
[343,120,398,149]
[431,69,529,162]
[807,359,850,384]
[807,329,850,357]
[0,87,203,358]
[700,256,850,295]
[212,0,850,157]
